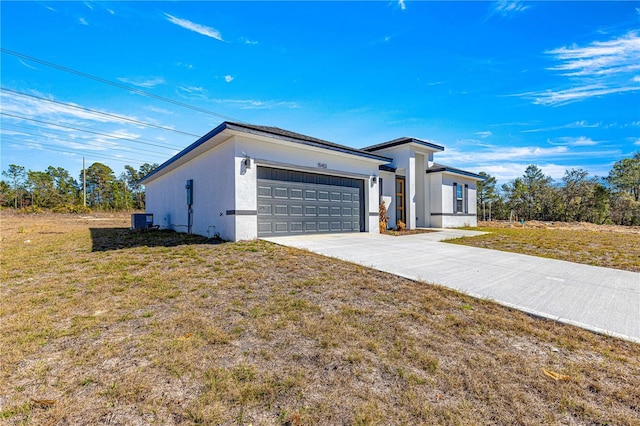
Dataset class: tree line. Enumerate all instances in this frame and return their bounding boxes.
[477,151,640,226]
[1,162,158,212]
[2,152,639,226]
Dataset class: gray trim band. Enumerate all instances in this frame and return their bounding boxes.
[369,212,379,217]
[431,213,477,217]
[226,210,257,216]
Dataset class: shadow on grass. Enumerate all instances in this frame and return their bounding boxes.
[90,228,225,252]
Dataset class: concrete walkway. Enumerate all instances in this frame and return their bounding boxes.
[263,231,640,343]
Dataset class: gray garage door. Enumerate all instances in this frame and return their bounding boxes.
[257,166,364,237]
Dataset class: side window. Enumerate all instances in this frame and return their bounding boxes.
[456,183,463,213]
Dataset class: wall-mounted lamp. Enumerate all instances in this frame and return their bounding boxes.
[372,176,378,184]
[243,156,251,168]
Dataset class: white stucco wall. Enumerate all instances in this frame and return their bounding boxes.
[430,172,478,228]
[415,153,426,227]
[144,141,237,240]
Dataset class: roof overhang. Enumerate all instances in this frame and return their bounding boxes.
[140,122,392,185]
[363,137,445,153]
[426,165,485,180]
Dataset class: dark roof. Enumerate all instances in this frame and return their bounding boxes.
[225,122,391,161]
[363,137,444,153]
[140,121,392,184]
[426,163,485,180]
[379,164,397,172]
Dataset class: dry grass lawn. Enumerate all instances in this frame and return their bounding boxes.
[1,213,639,425]
[448,220,640,273]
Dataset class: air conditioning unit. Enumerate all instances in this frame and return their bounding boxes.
[131,213,154,230]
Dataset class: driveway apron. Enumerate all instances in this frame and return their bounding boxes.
[263,232,640,343]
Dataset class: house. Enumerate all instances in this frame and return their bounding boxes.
[140,122,483,241]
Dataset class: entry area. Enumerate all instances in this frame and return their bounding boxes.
[256,166,364,237]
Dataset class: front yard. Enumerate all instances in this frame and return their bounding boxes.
[1,213,638,424]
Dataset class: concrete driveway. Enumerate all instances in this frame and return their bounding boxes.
[264,231,640,343]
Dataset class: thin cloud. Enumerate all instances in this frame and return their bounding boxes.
[146,106,173,115]
[79,17,89,26]
[438,145,570,164]
[0,90,139,126]
[224,75,234,83]
[117,77,166,88]
[522,120,601,133]
[243,38,258,45]
[548,136,599,147]
[178,86,207,94]
[398,0,406,11]
[214,98,300,110]
[634,139,640,146]
[164,13,224,41]
[475,131,492,138]
[18,59,37,70]
[524,84,639,106]
[488,1,530,19]
[522,31,640,106]
[546,31,640,77]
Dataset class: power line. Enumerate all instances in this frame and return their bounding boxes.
[3,137,149,166]
[1,123,170,160]
[1,112,183,151]
[1,87,202,138]
[1,48,246,124]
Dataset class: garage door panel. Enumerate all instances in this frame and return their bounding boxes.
[257,166,364,237]
[274,205,288,215]
[274,187,288,198]
[257,186,272,197]
[290,188,303,199]
[258,204,272,215]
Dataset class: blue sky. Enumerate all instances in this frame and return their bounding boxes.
[1,1,639,183]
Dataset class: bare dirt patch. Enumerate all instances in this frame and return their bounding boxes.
[1,212,639,425]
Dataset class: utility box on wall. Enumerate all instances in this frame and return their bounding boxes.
[131,213,154,230]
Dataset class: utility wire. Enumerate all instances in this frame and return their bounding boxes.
[1,123,170,160]
[1,48,246,124]
[4,138,148,165]
[1,87,202,138]
[1,112,182,151]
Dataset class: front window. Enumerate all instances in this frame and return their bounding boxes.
[456,183,463,213]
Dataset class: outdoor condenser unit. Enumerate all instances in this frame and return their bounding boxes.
[131,213,154,230]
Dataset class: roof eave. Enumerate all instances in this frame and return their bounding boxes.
[363,137,445,153]
[426,167,485,180]
[139,122,231,184]
[226,123,392,163]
